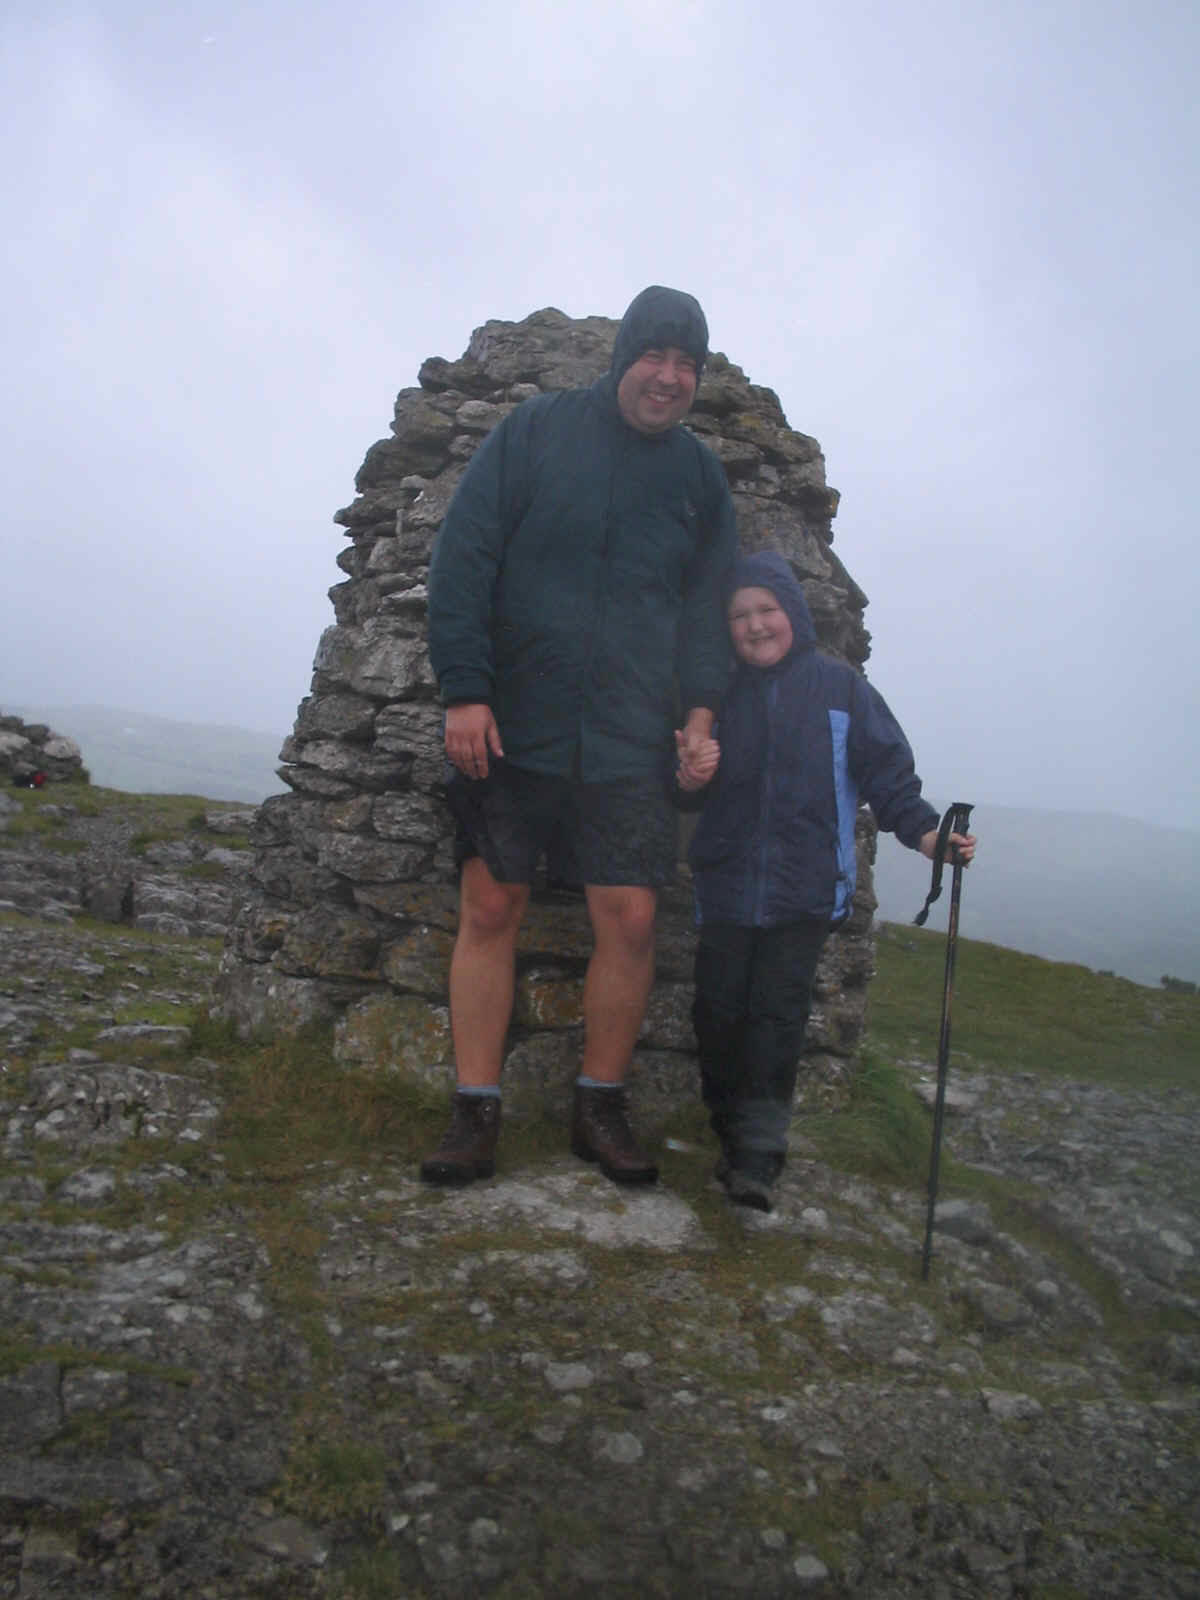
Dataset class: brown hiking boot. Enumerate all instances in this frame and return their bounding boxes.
[570,1084,658,1186]
[419,1091,500,1185]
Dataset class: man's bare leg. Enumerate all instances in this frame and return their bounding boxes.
[579,884,658,1081]
[448,857,529,1086]
[421,858,527,1184]
[572,884,659,1184]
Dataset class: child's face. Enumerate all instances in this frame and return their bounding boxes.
[728,585,794,668]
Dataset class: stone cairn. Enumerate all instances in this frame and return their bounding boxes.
[214,309,880,1123]
[0,713,87,785]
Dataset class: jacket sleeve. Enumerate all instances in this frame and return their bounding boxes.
[427,405,532,707]
[848,675,939,850]
[671,776,711,814]
[676,447,737,713]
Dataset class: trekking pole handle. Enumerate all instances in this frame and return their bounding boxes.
[947,801,974,866]
[914,802,974,926]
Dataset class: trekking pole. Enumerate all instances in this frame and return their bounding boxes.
[915,801,974,1281]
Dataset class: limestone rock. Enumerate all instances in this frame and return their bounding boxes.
[0,712,88,784]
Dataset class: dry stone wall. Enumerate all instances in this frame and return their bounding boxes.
[214,309,881,1121]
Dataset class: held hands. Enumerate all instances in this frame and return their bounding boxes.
[445,703,504,780]
[675,727,720,791]
[918,829,978,865]
[676,707,719,791]
[447,703,723,788]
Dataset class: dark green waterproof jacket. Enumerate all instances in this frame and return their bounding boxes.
[428,378,737,781]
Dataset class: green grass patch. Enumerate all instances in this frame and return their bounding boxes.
[279,1430,390,1526]
[0,831,88,856]
[214,1025,447,1181]
[1104,1505,1200,1566]
[5,781,250,840]
[0,809,75,846]
[200,1025,438,1346]
[0,1326,194,1385]
[868,923,1200,1091]
[805,1047,932,1189]
[486,1577,551,1600]
[331,1547,421,1600]
[129,829,180,855]
[208,1014,576,1192]
[180,860,231,880]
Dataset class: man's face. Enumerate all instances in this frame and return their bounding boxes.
[616,345,698,434]
[728,586,794,669]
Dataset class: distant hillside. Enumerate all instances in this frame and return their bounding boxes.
[13,708,1199,988]
[872,805,1200,990]
[12,705,287,806]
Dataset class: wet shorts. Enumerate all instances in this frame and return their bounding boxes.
[445,761,677,888]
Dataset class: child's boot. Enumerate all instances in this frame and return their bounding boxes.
[721,1150,783,1213]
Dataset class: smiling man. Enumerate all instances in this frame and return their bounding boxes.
[423,285,737,1188]
[615,342,698,433]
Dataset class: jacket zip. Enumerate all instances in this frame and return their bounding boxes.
[576,416,620,779]
[751,675,778,925]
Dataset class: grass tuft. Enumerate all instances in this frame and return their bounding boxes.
[214,1025,447,1181]
[279,1432,389,1526]
[332,1548,418,1600]
[805,1047,931,1188]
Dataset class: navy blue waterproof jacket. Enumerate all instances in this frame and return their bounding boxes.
[688,551,939,927]
[428,307,736,782]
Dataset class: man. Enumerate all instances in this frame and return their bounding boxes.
[423,285,737,1187]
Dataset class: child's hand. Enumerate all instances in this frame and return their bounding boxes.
[918,829,977,865]
[675,729,720,791]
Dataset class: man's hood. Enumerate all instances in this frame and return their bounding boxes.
[609,285,709,386]
[726,550,818,663]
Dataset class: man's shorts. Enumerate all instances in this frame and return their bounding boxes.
[445,761,677,888]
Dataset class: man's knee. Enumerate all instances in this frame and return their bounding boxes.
[459,861,528,941]
[587,886,657,955]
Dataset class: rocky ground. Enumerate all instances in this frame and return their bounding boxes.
[1,791,1197,1598]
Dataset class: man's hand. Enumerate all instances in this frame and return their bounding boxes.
[445,703,504,780]
[919,829,977,865]
[675,726,719,791]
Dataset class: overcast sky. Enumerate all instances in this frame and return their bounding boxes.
[2,0,1196,832]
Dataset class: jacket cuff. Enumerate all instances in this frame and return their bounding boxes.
[896,805,940,852]
[672,781,708,813]
[438,671,494,708]
[681,694,723,717]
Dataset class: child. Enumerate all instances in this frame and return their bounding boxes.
[676,550,976,1212]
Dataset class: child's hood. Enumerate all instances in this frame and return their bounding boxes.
[726,550,817,663]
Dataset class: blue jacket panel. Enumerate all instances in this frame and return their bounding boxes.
[688,551,938,927]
